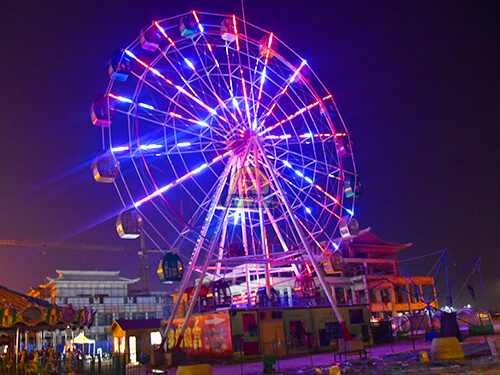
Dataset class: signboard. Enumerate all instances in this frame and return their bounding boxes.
[167,312,232,360]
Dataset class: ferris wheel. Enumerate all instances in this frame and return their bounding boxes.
[91,10,360,342]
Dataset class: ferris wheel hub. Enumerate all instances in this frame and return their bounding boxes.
[228,129,259,155]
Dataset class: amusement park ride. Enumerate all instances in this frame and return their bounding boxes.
[90,10,362,347]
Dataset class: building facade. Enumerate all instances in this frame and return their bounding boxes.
[322,228,438,319]
[193,228,438,320]
[28,270,171,349]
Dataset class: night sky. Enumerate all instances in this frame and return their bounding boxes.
[0,1,498,310]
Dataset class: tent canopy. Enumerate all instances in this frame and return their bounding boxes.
[72,332,95,344]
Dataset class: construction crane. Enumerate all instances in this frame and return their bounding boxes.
[0,237,162,294]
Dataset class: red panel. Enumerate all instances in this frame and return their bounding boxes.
[242,313,256,331]
[243,341,260,356]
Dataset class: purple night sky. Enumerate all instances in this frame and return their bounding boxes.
[0,1,498,310]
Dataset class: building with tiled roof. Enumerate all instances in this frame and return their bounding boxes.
[28,270,171,352]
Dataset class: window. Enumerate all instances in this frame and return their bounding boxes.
[349,309,365,324]
[132,312,146,320]
[104,313,114,325]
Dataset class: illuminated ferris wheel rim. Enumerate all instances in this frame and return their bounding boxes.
[93,10,359,261]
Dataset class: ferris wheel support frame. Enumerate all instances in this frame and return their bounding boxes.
[236,155,253,308]
[254,143,273,299]
[161,157,235,350]
[256,140,353,340]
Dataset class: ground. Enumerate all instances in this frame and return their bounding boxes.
[303,342,499,374]
[206,336,500,375]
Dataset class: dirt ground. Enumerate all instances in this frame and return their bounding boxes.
[207,336,500,375]
[280,341,500,375]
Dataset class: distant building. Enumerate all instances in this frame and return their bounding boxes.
[28,270,171,349]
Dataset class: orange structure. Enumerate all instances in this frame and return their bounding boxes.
[322,228,438,319]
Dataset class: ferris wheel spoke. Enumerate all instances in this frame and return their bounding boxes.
[111,108,226,148]
[258,94,333,136]
[156,13,250,136]
[134,148,234,207]
[157,41,236,136]
[184,31,243,128]
[164,157,235,343]
[271,145,341,174]
[249,34,273,120]
[125,53,232,136]
[278,172,344,216]
[254,59,308,125]
[125,71,231,141]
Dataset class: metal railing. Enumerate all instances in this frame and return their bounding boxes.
[0,354,140,375]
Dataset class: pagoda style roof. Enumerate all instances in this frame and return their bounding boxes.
[48,270,139,284]
[339,228,412,253]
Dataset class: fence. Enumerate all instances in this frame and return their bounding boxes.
[0,353,140,375]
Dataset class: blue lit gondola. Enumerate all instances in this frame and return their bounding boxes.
[344,175,362,198]
[319,102,337,118]
[255,287,280,307]
[107,50,131,81]
[157,253,183,283]
[179,14,197,38]
[207,279,232,309]
[337,135,352,158]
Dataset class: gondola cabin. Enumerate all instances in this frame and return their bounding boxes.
[220,17,236,42]
[255,287,280,307]
[337,135,352,158]
[206,279,232,310]
[339,216,359,238]
[108,51,131,81]
[294,62,312,85]
[179,14,197,38]
[91,153,119,183]
[116,210,142,239]
[294,275,318,300]
[344,175,362,198]
[140,24,162,51]
[319,102,337,118]
[157,253,183,283]
[90,95,114,127]
[323,250,345,275]
[259,34,278,58]
[330,251,344,273]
